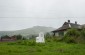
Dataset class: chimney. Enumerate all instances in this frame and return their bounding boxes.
[68,20,70,23]
[75,21,77,24]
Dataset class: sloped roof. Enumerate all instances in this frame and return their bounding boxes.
[53,22,81,32]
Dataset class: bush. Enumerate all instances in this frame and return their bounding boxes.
[81,28,85,37]
[63,36,76,43]
[63,28,80,43]
[65,28,80,37]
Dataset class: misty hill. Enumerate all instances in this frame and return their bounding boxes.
[0,26,55,37]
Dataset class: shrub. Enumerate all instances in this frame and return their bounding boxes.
[63,36,76,43]
[81,28,85,37]
[63,28,80,43]
[65,28,80,37]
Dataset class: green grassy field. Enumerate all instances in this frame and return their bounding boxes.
[0,40,85,55]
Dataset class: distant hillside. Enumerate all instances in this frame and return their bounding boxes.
[0,26,55,37]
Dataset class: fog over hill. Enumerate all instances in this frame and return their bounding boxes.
[0,26,55,37]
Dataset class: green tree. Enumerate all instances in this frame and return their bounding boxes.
[16,35,22,40]
[1,35,10,38]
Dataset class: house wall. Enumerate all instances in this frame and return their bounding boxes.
[64,31,67,35]
[59,31,64,36]
[54,31,64,36]
[54,31,67,36]
[55,32,59,36]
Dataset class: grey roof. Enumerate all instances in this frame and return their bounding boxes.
[53,22,81,32]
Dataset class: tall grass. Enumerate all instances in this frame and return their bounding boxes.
[0,40,85,55]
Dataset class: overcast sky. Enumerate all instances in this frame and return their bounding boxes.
[0,0,85,31]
